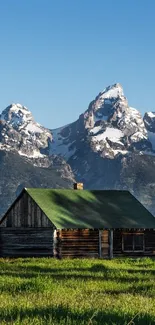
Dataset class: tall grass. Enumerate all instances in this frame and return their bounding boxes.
[0,257,155,324]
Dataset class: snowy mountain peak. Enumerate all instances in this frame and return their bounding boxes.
[1,83,155,166]
[101,83,124,99]
[88,83,125,117]
[147,112,155,118]
[81,83,127,130]
[49,83,151,161]
[0,103,33,129]
[144,111,155,134]
[0,103,52,161]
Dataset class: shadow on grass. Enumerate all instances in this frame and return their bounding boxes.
[0,305,155,325]
[0,280,43,294]
[1,273,154,297]
[85,284,154,297]
[1,262,154,274]
[0,269,149,283]
[1,262,155,284]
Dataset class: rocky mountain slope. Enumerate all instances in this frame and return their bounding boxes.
[49,83,155,214]
[1,83,155,216]
[0,151,75,217]
[50,84,154,159]
[0,104,75,217]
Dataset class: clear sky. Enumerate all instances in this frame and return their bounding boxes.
[0,0,155,128]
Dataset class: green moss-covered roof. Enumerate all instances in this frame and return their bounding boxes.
[25,188,155,229]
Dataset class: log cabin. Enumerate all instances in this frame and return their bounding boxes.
[0,183,155,258]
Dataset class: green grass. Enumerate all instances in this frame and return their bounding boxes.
[0,257,155,324]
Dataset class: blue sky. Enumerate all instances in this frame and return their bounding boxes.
[0,0,155,128]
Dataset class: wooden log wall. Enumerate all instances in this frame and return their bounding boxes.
[101,230,109,258]
[59,229,99,258]
[113,229,155,257]
[145,230,155,255]
[54,229,110,259]
[0,192,53,228]
[113,230,122,256]
[0,227,54,257]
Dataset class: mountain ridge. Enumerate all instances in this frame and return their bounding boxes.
[0,83,154,160]
[1,82,155,217]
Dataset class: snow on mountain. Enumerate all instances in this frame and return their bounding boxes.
[76,84,149,157]
[1,103,48,136]
[1,103,32,127]
[90,127,124,144]
[2,83,155,217]
[93,83,124,113]
[143,112,155,151]
[0,103,52,161]
[144,111,155,132]
[147,112,155,118]
[49,126,76,159]
[1,83,155,165]
[48,83,155,160]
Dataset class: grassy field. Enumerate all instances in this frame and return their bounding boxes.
[0,257,155,325]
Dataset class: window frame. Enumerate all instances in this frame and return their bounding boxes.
[122,233,144,253]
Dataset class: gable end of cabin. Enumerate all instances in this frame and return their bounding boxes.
[0,189,55,257]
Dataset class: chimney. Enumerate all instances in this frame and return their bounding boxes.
[73,183,83,190]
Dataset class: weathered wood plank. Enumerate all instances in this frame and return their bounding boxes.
[101,230,109,257]
[99,230,102,258]
[0,192,54,228]
[59,229,99,258]
[0,227,54,257]
[109,230,113,259]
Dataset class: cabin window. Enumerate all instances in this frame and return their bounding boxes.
[122,234,144,252]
